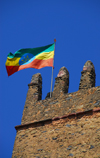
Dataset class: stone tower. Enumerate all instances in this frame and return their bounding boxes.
[12,62,100,158]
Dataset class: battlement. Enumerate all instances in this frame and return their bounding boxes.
[12,60,100,158]
[21,60,96,124]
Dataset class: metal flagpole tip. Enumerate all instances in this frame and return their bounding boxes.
[54,39,56,42]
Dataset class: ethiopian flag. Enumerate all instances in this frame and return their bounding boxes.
[5,43,55,76]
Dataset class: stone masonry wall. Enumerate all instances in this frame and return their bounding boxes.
[21,86,100,124]
[12,112,100,158]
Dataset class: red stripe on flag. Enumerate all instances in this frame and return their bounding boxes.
[6,66,19,76]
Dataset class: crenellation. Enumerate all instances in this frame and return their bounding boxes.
[21,73,42,124]
[79,61,96,90]
[52,67,69,98]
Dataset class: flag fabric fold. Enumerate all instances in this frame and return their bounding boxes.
[5,43,55,76]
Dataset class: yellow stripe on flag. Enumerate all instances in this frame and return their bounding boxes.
[6,57,20,66]
[35,51,54,60]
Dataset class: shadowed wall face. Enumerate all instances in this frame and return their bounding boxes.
[52,67,69,98]
[21,73,42,124]
[79,61,96,90]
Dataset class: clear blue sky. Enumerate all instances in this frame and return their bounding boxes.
[1,0,100,157]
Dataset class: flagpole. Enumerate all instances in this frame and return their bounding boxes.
[50,39,56,98]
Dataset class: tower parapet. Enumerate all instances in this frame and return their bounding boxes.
[79,60,96,90]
